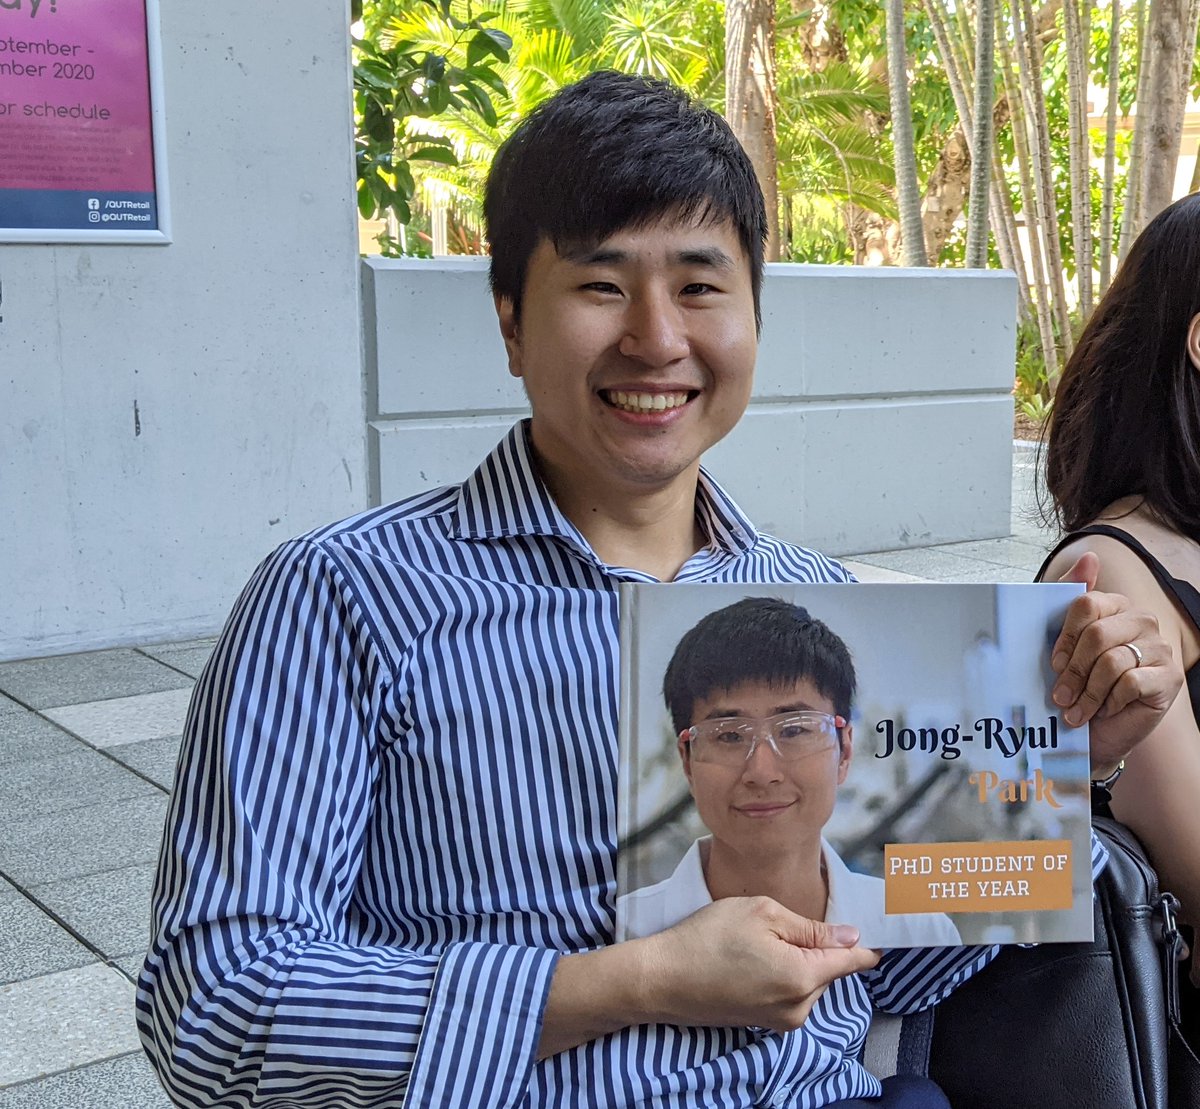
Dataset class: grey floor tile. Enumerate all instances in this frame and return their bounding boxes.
[0,709,85,769]
[855,547,988,576]
[0,650,193,711]
[0,795,168,888]
[138,642,215,681]
[0,883,96,986]
[0,1052,173,1108]
[853,547,1032,584]
[28,864,156,962]
[105,737,181,791]
[43,688,193,750]
[0,695,23,716]
[840,559,929,583]
[0,965,141,1087]
[141,636,219,656]
[109,954,144,984]
[0,749,161,826]
[934,537,1050,574]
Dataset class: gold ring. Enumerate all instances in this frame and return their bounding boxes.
[1123,642,1143,668]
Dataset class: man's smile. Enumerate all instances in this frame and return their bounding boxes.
[733,800,798,818]
[599,389,698,414]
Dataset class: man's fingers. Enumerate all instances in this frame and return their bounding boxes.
[794,944,881,979]
[779,942,881,1007]
[770,905,859,949]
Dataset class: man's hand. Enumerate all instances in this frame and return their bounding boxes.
[1051,552,1182,776]
[636,897,880,1032]
[538,898,878,1060]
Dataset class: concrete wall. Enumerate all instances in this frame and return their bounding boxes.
[364,258,1017,556]
[0,1,365,662]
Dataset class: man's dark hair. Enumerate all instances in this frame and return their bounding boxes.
[662,597,856,734]
[1044,192,1200,541]
[484,70,768,328]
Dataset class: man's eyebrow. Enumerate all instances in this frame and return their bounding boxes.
[675,246,736,270]
[560,245,629,265]
[559,245,737,268]
[699,699,823,720]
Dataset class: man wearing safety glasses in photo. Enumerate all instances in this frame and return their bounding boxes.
[620,597,961,947]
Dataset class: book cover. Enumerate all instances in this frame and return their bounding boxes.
[616,581,1094,947]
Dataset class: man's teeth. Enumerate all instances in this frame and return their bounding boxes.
[608,391,689,413]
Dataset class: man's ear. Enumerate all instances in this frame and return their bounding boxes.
[837,724,853,785]
[495,295,523,379]
[677,734,695,788]
[1186,311,1200,372]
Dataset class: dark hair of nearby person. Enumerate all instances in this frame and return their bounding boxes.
[1044,192,1200,541]
[483,70,768,328]
[662,597,856,735]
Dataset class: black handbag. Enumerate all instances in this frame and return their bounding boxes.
[922,816,1200,1109]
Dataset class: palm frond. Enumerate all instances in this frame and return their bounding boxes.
[776,61,890,128]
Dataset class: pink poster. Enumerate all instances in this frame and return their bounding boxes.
[0,0,165,237]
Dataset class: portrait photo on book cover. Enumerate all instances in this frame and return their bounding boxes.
[615,582,1095,948]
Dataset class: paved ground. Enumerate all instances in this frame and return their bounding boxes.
[0,445,1050,1106]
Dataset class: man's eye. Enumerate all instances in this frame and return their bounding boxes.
[777,724,807,741]
[713,729,744,745]
[681,282,716,296]
[582,281,621,294]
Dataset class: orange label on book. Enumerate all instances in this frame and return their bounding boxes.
[884,840,1074,914]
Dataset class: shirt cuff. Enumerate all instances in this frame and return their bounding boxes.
[1089,827,1110,881]
[405,941,560,1108]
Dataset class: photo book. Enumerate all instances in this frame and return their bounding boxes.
[615,581,1094,948]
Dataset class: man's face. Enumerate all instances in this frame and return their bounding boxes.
[495,214,757,502]
[680,677,852,863]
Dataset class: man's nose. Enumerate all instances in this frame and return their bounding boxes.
[617,289,689,366]
[741,733,785,784]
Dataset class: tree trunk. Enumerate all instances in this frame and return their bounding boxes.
[1099,0,1122,290]
[923,128,973,258]
[726,0,781,259]
[1016,0,1073,366]
[799,0,847,71]
[966,0,997,266]
[925,0,976,105]
[1063,0,1094,313]
[850,207,899,265]
[886,0,929,265]
[1119,0,1151,256]
[1001,1,1059,382]
[1136,0,1200,225]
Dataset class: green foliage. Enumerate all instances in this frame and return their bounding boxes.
[357,0,902,257]
[781,195,857,264]
[354,0,512,235]
[1014,317,1050,402]
[598,0,707,87]
[355,0,1156,284]
[776,62,896,217]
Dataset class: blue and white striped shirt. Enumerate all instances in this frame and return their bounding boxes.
[137,421,1100,1108]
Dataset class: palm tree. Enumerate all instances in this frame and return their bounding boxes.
[379,0,898,256]
[965,0,996,267]
[885,0,929,265]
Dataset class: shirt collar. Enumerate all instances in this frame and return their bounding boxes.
[671,836,843,923]
[821,837,851,924]
[449,420,759,557]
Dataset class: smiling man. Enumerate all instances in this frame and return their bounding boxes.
[138,71,1179,1109]
[620,598,961,949]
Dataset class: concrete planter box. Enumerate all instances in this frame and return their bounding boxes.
[362,257,1017,556]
